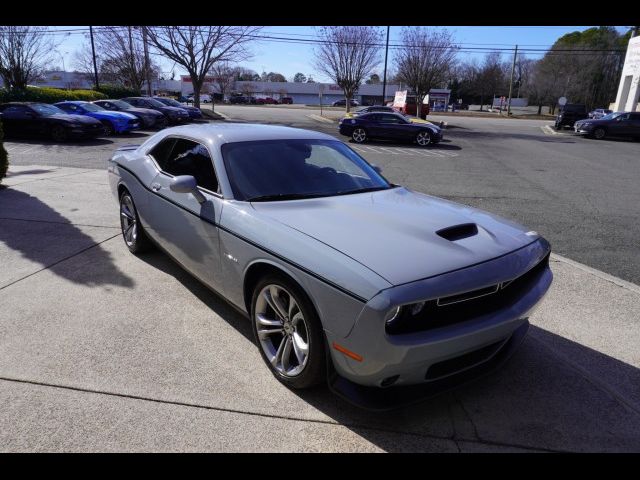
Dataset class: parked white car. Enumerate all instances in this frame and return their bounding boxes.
[186,93,211,103]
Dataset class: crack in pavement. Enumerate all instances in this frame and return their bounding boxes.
[4,169,96,186]
[0,375,567,453]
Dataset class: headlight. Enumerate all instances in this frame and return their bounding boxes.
[384,301,427,327]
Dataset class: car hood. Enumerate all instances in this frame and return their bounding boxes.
[88,110,137,121]
[50,114,102,125]
[126,107,163,116]
[161,106,189,114]
[251,187,538,285]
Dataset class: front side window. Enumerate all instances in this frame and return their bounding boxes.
[30,104,67,116]
[221,139,391,201]
[150,138,218,193]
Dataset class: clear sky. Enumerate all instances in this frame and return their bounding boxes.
[50,26,629,82]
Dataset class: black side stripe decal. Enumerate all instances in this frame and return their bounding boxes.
[114,162,367,303]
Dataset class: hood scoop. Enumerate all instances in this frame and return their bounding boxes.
[436,223,478,242]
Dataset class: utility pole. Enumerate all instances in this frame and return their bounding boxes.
[381,26,390,105]
[89,26,100,89]
[507,44,518,116]
[142,27,152,96]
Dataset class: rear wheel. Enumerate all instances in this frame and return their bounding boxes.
[50,125,68,142]
[119,190,152,254]
[352,128,367,143]
[251,274,326,389]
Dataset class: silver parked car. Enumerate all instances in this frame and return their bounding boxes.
[108,123,553,409]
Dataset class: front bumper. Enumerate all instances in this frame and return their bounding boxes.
[328,320,530,411]
[574,124,594,135]
[114,121,141,134]
[324,239,552,402]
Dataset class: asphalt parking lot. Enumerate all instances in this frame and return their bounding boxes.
[1,106,640,451]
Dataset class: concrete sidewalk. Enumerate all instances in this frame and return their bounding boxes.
[1,165,639,452]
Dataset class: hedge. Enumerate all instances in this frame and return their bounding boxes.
[94,84,141,99]
[0,86,107,104]
[0,118,8,185]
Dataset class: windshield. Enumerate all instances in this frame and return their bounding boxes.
[600,112,624,121]
[110,100,133,109]
[144,98,168,108]
[30,104,67,116]
[80,103,104,112]
[156,98,182,107]
[221,139,392,201]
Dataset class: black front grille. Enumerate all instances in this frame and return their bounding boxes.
[386,253,550,335]
[425,339,505,380]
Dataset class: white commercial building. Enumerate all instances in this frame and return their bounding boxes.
[613,34,640,112]
[180,76,450,106]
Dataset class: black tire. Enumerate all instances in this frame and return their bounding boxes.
[593,127,606,140]
[351,127,367,143]
[416,130,432,147]
[250,273,326,389]
[155,117,169,130]
[51,125,68,142]
[101,121,115,136]
[119,190,152,254]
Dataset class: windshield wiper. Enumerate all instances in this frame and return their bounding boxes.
[247,192,327,202]
[332,186,393,196]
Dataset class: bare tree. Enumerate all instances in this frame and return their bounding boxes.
[314,26,382,113]
[241,83,256,97]
[395,27,458,117]
[210,62,236,102]
[0,26,54,89]
[143,26,260,108]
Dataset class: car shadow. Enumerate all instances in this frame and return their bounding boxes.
[136,250,640,452]
[350,139,463,151]
[5,168,55,177]
[3,136,115,147]
[0,188,134,289]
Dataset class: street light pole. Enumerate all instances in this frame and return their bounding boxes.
[381,26,390,105]
[507,44,518,116]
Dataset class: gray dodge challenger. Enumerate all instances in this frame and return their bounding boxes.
[108,123,553,409]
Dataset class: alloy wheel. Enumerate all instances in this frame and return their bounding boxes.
[120,194,138,247]
[254,284,310,377]
[416,131,432,146]
[594,128,606,140]
[352,128,367,143]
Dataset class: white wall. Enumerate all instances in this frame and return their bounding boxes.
[614,35,640,112]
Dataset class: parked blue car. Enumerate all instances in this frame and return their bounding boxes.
[153,97,203,120]
[53,101,141,135]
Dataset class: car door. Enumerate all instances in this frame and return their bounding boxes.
[146,136,223,290]
[611,113,632,136]
[629,113,640,137]
[377,114,412,140]
[0,105,29,136]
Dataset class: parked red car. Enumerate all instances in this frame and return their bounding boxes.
[280,97,293,104]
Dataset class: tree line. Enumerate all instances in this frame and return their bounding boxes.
[0,26,634,112]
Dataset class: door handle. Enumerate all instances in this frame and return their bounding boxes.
[151,182,161,192]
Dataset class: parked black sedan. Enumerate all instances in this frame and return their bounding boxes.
[0,102,104,142]
[93,99,168,129]
[120,97,190,125]
[574,111,640,140]
[152,97,203,120]
[339,112,443,146]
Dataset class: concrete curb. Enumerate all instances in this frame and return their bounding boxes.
[307,114,336,124]
[550,253,640,294]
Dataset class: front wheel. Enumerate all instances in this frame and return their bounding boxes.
[593,127,606,140]
[416,130,432,146]
[101,121,115,136]
[119,191,152,254]
[51,125,68,142]
[251,274,326,389]
[352,127,367,143]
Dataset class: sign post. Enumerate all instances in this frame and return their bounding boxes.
[319,84,325,116]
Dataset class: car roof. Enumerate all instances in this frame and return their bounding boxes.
[160,123,336,147]
[55,101,87,105]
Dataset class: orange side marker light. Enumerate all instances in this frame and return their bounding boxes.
[333,342,363,362]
